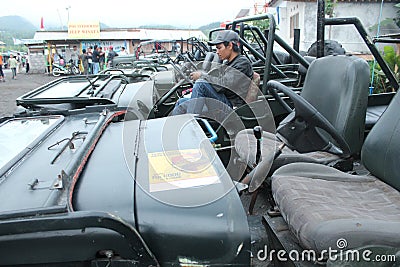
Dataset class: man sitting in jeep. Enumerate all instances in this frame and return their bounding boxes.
[171,30,253,119]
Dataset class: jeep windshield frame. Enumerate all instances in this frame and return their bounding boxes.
[15,75,125,108]
[0,115,64,177]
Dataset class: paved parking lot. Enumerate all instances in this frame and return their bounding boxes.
[0,68,58,117]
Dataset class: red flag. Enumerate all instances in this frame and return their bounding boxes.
[40,17,44,30]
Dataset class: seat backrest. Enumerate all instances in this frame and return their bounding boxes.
[194,49,202,61]
[272,51,292,65]
[245,72,261,104]
[361,90,400,191]
[297,56,316,77]
[202,52,222,72]
[300,55,370,155]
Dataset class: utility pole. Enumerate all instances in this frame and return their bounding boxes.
[57,9,64,30]
[66,6,71,25]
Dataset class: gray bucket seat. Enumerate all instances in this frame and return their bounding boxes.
[235,55,370,177]
[271,89,400,254]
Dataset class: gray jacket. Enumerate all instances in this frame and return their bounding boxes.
[201,55,253,106]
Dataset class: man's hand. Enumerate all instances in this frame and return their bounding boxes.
[190,71,202,81]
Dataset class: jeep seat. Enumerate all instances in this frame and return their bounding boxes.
[202,52,222,72]
[244,72,261,104]
[271,90,400,254]
[235,55,370,173]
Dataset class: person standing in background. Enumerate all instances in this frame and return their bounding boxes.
[175,42,181,55]
[79,49,89,75]
[92,45,100,74]
[21,55,26,68]
[16,53,22,73]
[70,45,79,67]
[99,46,105,71]
[46,53,53,74]
[8,54,18,80]
[53,52,60,65]
[120,46,128,55]
[25,54,30,74]
[107,46,118,68]
[0,54,5,82]
[87,46,93,74]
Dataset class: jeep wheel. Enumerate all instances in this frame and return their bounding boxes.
[72,65,81,75]
[52,67,62,77]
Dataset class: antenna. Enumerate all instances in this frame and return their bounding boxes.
[57,8,64,30]
[66,6,71,25]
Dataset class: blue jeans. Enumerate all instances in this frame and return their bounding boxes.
[171,79,232,118]
[92,62,100,74]
[11,68,17,79]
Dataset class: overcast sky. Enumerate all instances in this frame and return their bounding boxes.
[0,0,259,28]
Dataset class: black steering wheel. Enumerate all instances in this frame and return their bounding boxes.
[267,80,351,157]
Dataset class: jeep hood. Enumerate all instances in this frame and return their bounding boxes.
[0,111,250,266]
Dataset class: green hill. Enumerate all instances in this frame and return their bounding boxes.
[0,16,37,37]
[0,16,37,51]
[199,22,222,37]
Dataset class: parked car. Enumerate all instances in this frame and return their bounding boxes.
[14,72,156,120]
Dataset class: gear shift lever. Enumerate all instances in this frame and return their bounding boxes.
[253,126,262,165]
[241,126,263,185]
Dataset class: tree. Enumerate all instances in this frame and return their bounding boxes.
[395,3,400,28]
[325,0,337,18]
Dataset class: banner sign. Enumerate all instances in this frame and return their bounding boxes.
[81,41,127,53]
[68,22,100,39]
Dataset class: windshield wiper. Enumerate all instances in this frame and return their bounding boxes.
[48,131,88,164]
[85,76,101,96]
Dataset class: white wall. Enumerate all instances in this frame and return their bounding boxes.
[272,0,398,53]
[273,1,316,52]
[327,2,398,53]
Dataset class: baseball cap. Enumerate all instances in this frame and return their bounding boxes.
[109,46,113,49]
[208,30,239,46]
